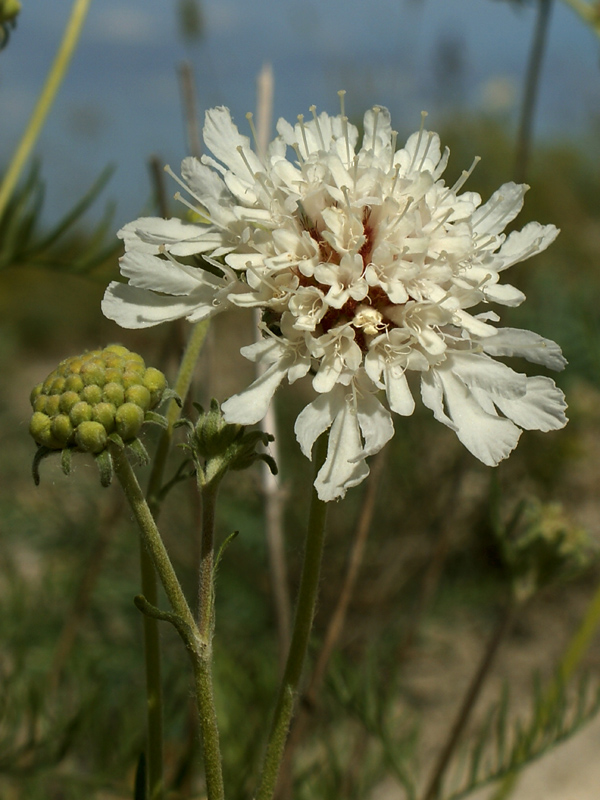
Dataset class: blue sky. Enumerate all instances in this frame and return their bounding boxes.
[1,0,599,229]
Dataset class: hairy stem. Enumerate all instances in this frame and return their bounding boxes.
[141,319,210,800]
[256,433,329,800]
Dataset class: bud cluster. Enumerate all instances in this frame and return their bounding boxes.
[29,345,167,455]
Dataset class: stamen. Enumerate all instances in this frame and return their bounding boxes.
[245,112,261,155]
[371,106,380,152]
[297,114,310,157]
[309,105,326,150]
[417,131,435,172]
[409,110,428,171]
[428,208,453,235]
[390,130,398,172]
[342,115,351,167]
[338,89,346,117]
[450,156,481,195]
[389,196,414,230]
[236,145,257,179]
[164,164,206,209]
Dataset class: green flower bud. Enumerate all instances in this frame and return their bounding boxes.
[42,371,59,394]
[30,383,43,407]
[75,421,108,454]
[122,370,142,389]
[92,402,116,433]
[81,384,103,405]
[30,412,55,447]
[115,403,144,440]
[51,414,74,447]
[50,376,66,394]
[143,368,167,406]
[103,381,125,406]
[103,344,130,358]
[65,374,84,393]
[44,394,61,417]
[69,401,93,427]
[80,361,106,387]
[125,384,151,411]
[59,391,81,414]
[33,395,47,414]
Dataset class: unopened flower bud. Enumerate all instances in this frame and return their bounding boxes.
[75,421,108,454]
[115,402,144,440]
[29,346,169,480]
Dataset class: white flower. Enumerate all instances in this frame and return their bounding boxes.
[102,100,567,502]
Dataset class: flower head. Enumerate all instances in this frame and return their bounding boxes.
[103,100,567,501]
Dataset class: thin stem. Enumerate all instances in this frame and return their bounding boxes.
[422,599,518,800]
[0,0,92,219]
[140,319,210,800]
[113,446,224,800]
[278,449,387,798]
[514,0,553,183]
[197,484,218,641]
[256,433,330,800]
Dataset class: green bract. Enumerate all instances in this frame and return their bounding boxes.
[29,345,171,486]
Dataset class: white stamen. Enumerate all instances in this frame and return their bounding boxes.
[297,114,310,157]
[236,145,257,180]
[409,111,429,171]
[309,105,326,150]
[371,106,380,152]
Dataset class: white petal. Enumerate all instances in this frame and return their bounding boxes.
[483,282,526,307]
[102,283,217,328]
[420,370,456,430]
[310,392,371,502]
[481,327,566,371]
[496,222,559,271]
[492,376,567,432]
[119,251,207,295]
[355,392,395,457]
[203,106,263,178]
[446,352,527,399]
[434,367,521,466]
[294,389,342,459]
[472,182,526,236]
[384,365,415,416]
[118,217,221,256]
[221,360,289,425]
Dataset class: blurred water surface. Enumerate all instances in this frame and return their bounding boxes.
[1,0,599,227]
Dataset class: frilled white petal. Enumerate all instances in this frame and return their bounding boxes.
[430,366,522,466]
[490,376,567,432]
[203,106,263,179]
[445,352,526,399]
[118,251,215,295]
[315,406,370,501]
[355,390,395,456]
[472,182,526,236]
[118,217,223,256]
[482,282,526,307]
[481,327,566,371]
[384,365,415,416]
[495,222,559,271]
[102,283,219,328]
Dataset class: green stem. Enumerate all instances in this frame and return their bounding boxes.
[0,0,92,219]
[140,319,210,800]
[193,479,224,800]
[113,445,224,800]
[256,433,330,800]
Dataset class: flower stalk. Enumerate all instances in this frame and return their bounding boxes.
[256,433,329,800]
[111,443,225,800]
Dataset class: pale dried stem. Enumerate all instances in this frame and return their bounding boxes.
[253,63,292,670]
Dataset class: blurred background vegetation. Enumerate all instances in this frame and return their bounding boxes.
[2,1,600,799]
